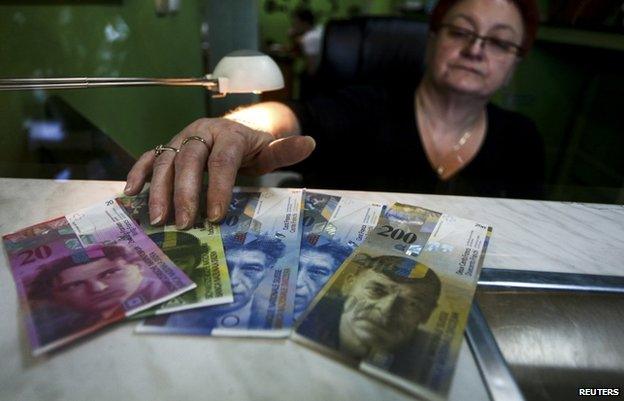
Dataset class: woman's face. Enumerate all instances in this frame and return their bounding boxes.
[426,0,524,98]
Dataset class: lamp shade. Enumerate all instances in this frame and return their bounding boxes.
[211,50,284,94]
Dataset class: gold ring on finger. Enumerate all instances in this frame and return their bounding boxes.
[181,135,210,150]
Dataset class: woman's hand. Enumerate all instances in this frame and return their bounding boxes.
[123,117,315,229]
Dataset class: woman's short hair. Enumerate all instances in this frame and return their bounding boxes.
[429,0,540,56]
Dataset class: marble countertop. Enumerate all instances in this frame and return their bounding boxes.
[1,178,623,401]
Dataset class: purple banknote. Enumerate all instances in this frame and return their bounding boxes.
[2,198,195,355]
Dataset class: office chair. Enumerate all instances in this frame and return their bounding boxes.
[290,16,431,188]
[308,16,430,98]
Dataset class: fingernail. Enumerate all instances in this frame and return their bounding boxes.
[304,136,316,148]
[124,182,133,194]
[176,212,190,229]
[208,204,222,222]
[150,207,163,225]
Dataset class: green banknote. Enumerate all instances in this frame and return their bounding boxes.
[293,202,492,400]
[117,192,233,317]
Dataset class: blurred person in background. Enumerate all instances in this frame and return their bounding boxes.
[289,6,324,98]
[289,6,324,75]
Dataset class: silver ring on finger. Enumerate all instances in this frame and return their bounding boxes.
[181,135,210,151]
[154,144,179,158]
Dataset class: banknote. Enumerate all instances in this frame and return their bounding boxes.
[295,191,384,320]
[138,188,304,338]
[117,192,232,317]
[2,198,196,356]
[293,202,492,400]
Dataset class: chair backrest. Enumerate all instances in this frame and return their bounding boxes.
[314,16,430,93]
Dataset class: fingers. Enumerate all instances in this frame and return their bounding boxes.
[147,149,177,225]
[124,150,156,195]
[205,135,246,223]
[173,137,212,229]
[126,118,315,226]
[241,135,316,176]
[146,119,213,228]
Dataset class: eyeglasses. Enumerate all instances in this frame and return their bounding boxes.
[438,23,523,57]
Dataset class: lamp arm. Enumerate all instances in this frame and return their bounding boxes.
[0,76,220,91]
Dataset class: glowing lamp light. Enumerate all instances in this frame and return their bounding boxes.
[211,50,284,94]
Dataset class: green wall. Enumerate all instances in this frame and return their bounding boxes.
[0,1,206,164]
[205,0,260,117]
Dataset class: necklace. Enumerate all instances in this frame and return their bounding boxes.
[415,91,484,179]
[436,130,473,176]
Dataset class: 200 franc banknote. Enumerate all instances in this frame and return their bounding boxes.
[118,192,233,317]
[2,198,196,356]
[138,188,304,338]
[293,203,492,400]
[295,192,384,321]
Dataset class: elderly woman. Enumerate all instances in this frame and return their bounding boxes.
[125,0,543,229]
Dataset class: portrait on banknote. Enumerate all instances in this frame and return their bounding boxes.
[219,232,286,325]
[140,232,286,333]
[150,231,205,276]
[148,230,207,304]
[139,189,304,337]
[3,198,195,355]
[296,252,442,371]
[294,192,384,321]
[294,238,352,319]
[118,193,233,316]
[26,243,172,344]
[294,202,492,399]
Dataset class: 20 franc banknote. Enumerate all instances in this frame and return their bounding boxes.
[2,198,196,356]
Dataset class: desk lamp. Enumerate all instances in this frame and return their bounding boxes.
[0,50,284,95]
